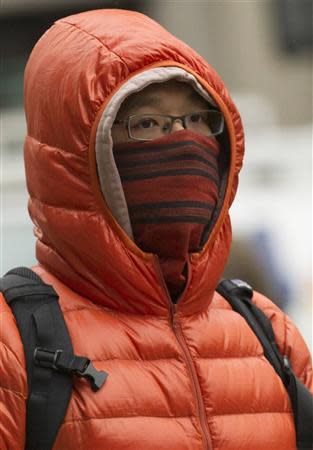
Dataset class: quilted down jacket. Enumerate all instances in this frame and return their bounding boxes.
[0,9,312,450]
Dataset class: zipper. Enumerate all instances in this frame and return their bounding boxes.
[171,310,213,450]
[153,257,213,450]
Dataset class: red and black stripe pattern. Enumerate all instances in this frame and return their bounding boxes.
[114,130,220,297]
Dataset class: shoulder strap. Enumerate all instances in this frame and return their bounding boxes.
[0,267,107,450]
[217,279,313,450]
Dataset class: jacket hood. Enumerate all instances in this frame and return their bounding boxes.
[24,9,244,316]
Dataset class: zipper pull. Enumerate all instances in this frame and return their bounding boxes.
[171,304,179,329]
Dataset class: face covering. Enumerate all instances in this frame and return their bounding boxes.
[114,130,220,300]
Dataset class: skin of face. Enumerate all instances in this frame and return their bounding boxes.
[111,80,210,144]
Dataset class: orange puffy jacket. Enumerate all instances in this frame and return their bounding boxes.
[1,9,312,450]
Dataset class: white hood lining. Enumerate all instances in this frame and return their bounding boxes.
[95,66,216,239]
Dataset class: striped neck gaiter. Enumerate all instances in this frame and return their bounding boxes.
[114,130,220,300]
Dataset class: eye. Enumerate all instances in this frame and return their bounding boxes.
[189,113,204,123]
[134,118,159,129]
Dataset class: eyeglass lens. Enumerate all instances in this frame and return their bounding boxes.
[129,111,223,141]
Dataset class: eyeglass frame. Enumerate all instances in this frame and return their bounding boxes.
[113,109,225,141]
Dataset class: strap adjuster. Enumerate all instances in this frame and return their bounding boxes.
[34,347,62,369]
[33,347,108,391]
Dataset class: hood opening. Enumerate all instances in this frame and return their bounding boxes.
[95,66,231,302]
[95,66,225,248]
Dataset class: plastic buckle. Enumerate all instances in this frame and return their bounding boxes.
[76,360,108,392]
[33,347,62,369]
[34,348,108,391]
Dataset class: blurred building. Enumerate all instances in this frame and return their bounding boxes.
[1,0,312,349]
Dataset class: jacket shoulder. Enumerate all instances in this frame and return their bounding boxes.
[0,292,27,449]
[252,291,312,392]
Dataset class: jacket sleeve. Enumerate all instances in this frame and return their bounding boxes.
[0,293,27,450]
[252,291,313,394]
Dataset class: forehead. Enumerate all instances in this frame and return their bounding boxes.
[117,80,207,116]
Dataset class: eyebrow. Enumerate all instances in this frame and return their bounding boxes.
[132,91,207,108]
[120,87,210,117]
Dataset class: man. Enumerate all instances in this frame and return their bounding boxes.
[0,8,312,450]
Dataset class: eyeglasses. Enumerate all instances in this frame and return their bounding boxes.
[113,110,224,141]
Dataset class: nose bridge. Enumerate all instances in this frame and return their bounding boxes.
[171,116,185,132]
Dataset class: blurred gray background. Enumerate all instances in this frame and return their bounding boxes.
[1,0,312,349]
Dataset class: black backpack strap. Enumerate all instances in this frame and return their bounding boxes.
[0,267,108,450]
[217,279,313,450]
